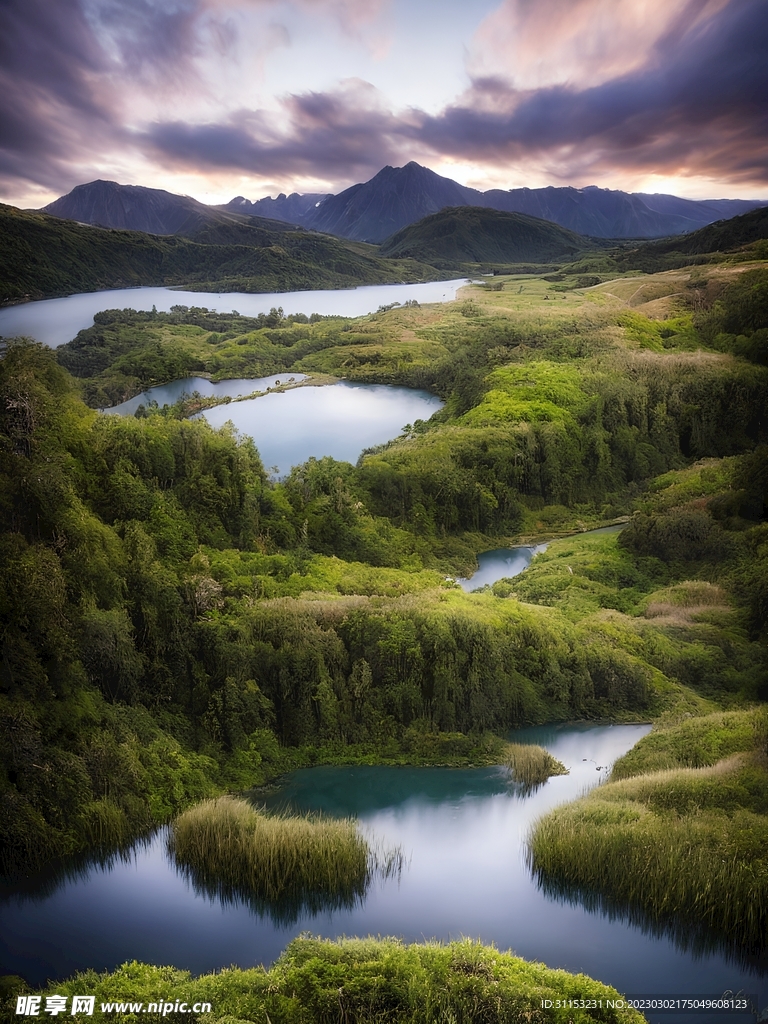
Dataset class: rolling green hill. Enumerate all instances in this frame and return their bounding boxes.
[0,204,441,305]
[615,205,768,272]
[378,205,600,268]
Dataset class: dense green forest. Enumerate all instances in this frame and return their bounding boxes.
[0,204,439,305]
[2,260,766,878]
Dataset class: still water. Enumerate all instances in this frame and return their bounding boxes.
[197,382,443,475]
[458,544,548,590]
[108,376,443,476]
[458,525,626,591]
[0,279,468,350]
[2,724,765,1024]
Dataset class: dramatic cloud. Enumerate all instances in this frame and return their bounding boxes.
[420,0,768,183]
[1,0,766,205]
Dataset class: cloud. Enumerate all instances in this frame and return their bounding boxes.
[0,0,121,194]
[1,0,766,203]
[421,0,768,184]
[139,80,409,181]
[137,0,768,191]
[466,0,730,91]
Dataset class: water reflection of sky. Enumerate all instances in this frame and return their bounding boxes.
[0,279,469,350]
[5,721,767,1022]
[197,381,443,475]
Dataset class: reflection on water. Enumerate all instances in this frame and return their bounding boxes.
[197,381,444,476]
[2,723,766,1024]
[169,830,404,927]
[0,279,469,350]
[104,374,305,416]
[533,872,768,977]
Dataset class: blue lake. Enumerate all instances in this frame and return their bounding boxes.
[0,279,468,350]
[104,373,307,416]
[2,724,764,1024]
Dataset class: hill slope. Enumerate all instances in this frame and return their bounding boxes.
[379,206,597,267]
[0,204,440,304]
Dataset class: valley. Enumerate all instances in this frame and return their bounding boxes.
[1,205,767,1022]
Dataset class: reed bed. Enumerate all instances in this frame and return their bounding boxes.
[505,743,568,786]
[169,796,391,913]
[528,761,768,952]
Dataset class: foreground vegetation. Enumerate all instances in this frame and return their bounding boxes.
[7,936,645,1024]
[169,796,384,919]
[529,709,768,955]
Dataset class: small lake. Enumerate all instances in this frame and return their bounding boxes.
[458,525,626,591]
[104,373,307,416]
[110,378,443,476]
[0,279,468,350]
[2,723,765,1024]
[457,544,548,590]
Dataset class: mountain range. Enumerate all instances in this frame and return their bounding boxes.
[42,163,764,246]
[223,162,762,242]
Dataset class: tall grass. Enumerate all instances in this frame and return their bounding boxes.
[169,796,399,921]
[528,755,768,953]
[505,743,568,786]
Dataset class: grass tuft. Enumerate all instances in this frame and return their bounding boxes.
[528,710,768,955]
[169,796,399,919]
[504,743,568,786]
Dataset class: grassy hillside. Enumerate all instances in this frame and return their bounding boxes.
[0,204,441,305]
[379,205,599,268]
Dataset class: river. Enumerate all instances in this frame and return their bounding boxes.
[2,724,764,1024]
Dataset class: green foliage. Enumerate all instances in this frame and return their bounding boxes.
[0,204,440,305]
[695,267,768,364]
[36,937,646,1024]
[169,796,380,918]
[529,710,768,954]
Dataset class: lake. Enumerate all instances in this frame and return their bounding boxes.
[104,373,308,416]
[2,723,764,1024]
[108,376,443,476]
[458,525,626,591]
[0,279,469,350]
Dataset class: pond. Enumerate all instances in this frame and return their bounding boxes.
[2,724,765,1024]
[458,525,626,591]
[196,381,443,475]
[108,377,443,476]
[0,279,468,350]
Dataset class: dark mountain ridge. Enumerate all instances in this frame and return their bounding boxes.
[42,169,765,249]
[41,180,300,243]
[248,163,765,243]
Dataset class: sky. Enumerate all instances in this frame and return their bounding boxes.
[1,0,767,208]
